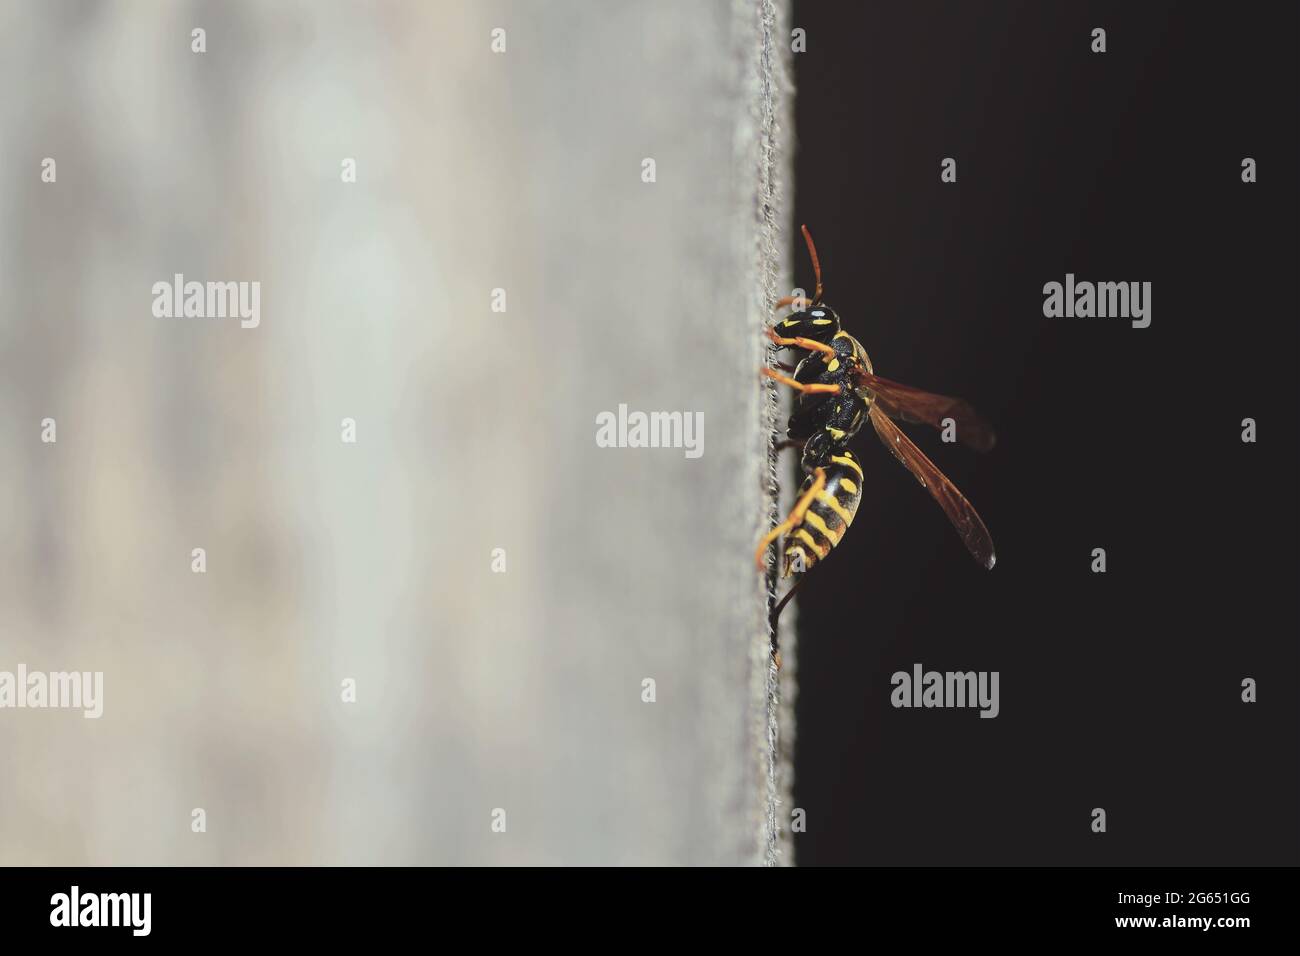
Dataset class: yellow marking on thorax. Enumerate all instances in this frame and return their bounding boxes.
[827,427,846,440]
[831,454,863,479]
[826,358,840,371]
[840,478,858,494]
[812,318,833,325]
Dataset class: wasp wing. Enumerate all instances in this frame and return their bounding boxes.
[852,369,995,452]
[867,404,996,569]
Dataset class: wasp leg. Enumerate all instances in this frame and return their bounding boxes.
[774,294,814,313]
[761,367,842,395]
[771,575,806,631]
[774,437,807,454]
[765,325,837,358]
[774,360,796,373]
[754,467,827,572]
[769,572,810,669]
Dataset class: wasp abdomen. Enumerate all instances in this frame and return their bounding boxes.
[782,449,863,577]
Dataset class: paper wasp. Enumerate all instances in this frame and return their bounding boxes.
[756,226,997,665]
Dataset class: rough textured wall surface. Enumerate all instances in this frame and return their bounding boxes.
[0,0,793,865]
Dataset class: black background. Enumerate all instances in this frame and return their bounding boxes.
[789,1,1298,865]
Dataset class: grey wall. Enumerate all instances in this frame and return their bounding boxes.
[0,0,794,865]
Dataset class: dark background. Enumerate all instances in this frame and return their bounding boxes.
[789,1,1298,865]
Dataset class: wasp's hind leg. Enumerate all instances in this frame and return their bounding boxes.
[769,572,811,669]
[771,574,807,630]
[754,467,827,573]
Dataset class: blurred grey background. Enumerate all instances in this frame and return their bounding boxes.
[0,0,793,864]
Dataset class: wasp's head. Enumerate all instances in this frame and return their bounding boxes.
[801,303,838,324]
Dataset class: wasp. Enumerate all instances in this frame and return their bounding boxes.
[757,225,997,666]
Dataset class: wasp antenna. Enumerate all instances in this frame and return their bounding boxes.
[799,224,824,305]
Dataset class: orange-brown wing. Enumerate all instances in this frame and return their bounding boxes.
[868,404,996,569]
[852,369,995,453]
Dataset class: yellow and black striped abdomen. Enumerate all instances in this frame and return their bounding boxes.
[782,450,863,577]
